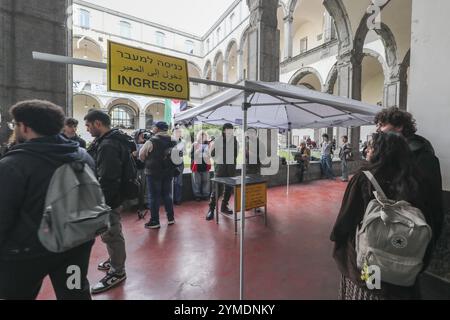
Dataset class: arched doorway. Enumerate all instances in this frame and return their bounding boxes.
[107,98,140,133]
[291,0,331,56]
[225,41,238,83]
[213,51,224,83]
[73,36,105,85]
[289,68,324,144]
[145,103,165,129]
[360,53,385,142]
[188,62,202,97]
[73,93,103,141]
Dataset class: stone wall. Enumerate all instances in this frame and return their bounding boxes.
[180,159,363,201]
[0,0,71,143]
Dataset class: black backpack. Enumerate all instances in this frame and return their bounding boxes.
[150,136,183,178]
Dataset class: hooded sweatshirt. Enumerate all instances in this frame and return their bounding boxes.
[87,129,136,208]
[0,135,94,260]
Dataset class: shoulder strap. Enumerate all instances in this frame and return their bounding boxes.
[363,171,388,201]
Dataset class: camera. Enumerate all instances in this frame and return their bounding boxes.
[143,131,153,141]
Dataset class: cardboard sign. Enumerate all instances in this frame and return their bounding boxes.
[108,41,190,100]
[235,183,267,212]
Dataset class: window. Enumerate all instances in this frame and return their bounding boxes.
[79,9,90,29]
[230,13,235,30]
[120,21,131,38]
[217,28,221,43]
[155,31,165,47]
[185,40,194,54]
[300,37,308,53]
[110,105,135,129]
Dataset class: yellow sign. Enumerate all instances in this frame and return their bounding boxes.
[108,41,190,100]
[235,183,267,212]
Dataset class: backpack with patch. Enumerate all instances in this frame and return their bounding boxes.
[6,150,111,253]
[355,171,432,286]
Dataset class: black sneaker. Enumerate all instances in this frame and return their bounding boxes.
[145,221,161,229]
[97,259,111,271]
[168,219,175,226]
[91,272,127,294]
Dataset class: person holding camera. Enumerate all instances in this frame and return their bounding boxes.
[191,130,212,201]
[139,122,177,229]
[133,129,152,219]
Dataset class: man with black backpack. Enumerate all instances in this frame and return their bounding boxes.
[85,110,138,294]
[0,100,97,300]
[139,121,179,229]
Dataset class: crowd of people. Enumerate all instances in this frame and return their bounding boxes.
[0,100,444,300]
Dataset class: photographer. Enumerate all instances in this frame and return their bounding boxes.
[133,129,153,219]
[139,122,176,229]
[191,131,212,201]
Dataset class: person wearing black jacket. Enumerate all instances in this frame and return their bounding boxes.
[139,121,177,229]
[206,123,239,221]
[0,100,95,300]
[331,132,442,300]
[61,117,87,149]
[375,107,444,241]
[85,110,136,294]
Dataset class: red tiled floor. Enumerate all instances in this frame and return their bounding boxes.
[37,179,348,300]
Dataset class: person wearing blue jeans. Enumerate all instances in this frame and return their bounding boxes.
[320,133,335,179]
[139,121,177,229]
[147,175,175,227]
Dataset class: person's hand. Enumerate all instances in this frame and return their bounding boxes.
[132,151,138,157]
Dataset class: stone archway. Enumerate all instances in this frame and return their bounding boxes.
[322,0,354,54]
[289,67,324,91]
[324,63,338,94]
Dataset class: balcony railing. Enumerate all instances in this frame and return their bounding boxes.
[280,39,339,69]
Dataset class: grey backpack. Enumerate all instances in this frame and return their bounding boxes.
[355,171,432,287]
[8,150,111,253]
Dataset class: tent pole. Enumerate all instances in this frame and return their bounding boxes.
[240,93,249,301]
[287,123,292,196]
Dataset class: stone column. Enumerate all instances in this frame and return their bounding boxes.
[336,52,363,155]
[246,0,280,158]
[237,49,244,81]
[283,15,293,60]
[0,0,72,143]
[211,65,217,92]
[223,60,229,83]
[314,129,320,143]
[246,0,280,82]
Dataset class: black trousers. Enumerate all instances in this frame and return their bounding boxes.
[209,183,233,209]
[0,241,93,300]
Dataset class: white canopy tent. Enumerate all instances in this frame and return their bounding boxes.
[175,80,382,300]
[175,80,379,129]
